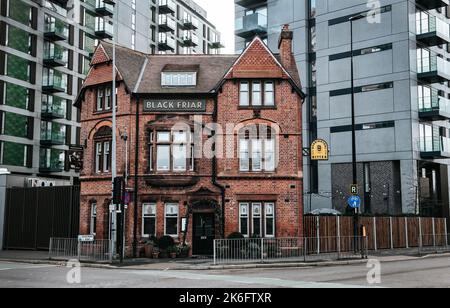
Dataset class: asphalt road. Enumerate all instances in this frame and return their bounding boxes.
[0,256,449,288]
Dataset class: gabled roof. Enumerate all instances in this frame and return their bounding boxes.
[75,36,305,107]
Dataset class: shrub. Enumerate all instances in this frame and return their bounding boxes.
[227,232,244,239]
[158,236,175,251]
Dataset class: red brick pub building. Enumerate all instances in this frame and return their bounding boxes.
[76,26,305,257]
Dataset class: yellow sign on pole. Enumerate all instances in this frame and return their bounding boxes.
[311,139,329,161]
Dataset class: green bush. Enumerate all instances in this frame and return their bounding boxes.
[158,236,175,251]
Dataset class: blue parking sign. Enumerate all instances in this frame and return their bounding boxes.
[348,196,361,209]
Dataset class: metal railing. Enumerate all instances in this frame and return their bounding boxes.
[49,238,112,263]
[213,236,368,265]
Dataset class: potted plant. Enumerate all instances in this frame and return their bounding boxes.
[158,235,175,259]
[167,245,178,259]
[152,247,160,259]
[143,236,157,258]
[177,244,191,258]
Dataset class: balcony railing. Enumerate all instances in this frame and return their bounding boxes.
[417,13,450,46]
[40,131,66,145]
[44,19,69,41]
[420,136,450,158]
[95,19,113,39]
[417,53,450,83]
[180,19,198,30]
[43,44,67,67]
[43,71,66,93]
[158,0,176,14]
[235,12,268,39]
[158,17,176,32]
[95,0,114,16]
[39,149,64,173]
[181,35,199,47]
[419,90,450,120]
[42,96,66,119]
[158,36,176,51]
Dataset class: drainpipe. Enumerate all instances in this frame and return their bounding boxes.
[212,95,226,238]
[133,97,140,258]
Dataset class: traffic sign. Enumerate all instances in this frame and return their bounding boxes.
[350,184,358,195]
[348,196,361,209]
[311,139,329,161]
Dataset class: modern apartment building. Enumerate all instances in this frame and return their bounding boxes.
[235,0,450,219]
[0,0,221,188]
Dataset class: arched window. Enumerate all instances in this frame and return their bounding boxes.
[93,126,112,174]
[238,124,277,172]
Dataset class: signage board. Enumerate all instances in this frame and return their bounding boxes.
[78,235,95,242]
[350,184,359,195]
[143,100,206,113]
[311,139,329,161]
[348,196,361,209]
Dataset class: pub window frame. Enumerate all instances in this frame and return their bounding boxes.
[239,80,276,107]
[148,129,195,173]
[142,203,157,238]
[238,126,277,173]
[164,203,179,237]
[90,202,97,236]
[239,202,276,238]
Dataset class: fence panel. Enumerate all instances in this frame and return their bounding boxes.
[49,238,112,263]
[392,217,407,248]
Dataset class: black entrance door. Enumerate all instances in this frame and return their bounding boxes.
[193,213,215,256]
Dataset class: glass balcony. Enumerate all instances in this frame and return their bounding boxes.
[209,41,224,49]
[158,36,176,51]
[40,130,66,146]
[181,35,199,47]
[159,0,176,14]
[39,148,64,173]
[48,0,69,8]
[44,18,69,41]
[417,52,450,83]
[418,88,450,120]
[158,17,176,32]
[180,19,198,30]
[43,43,67,67]
[95,18,113,39]
[42,70,66,94]
[95,0,114,16]
[235,12,268,39]
[416,0,449,10]
[420,136,450,158]
[417,12,450,46]
[41,95,66,119]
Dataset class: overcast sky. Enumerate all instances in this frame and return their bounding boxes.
[194,0,235,54]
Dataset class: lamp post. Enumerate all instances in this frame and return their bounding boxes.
[103,0,117,262]
[349,14,365,247]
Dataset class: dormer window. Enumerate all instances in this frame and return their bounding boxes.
[161,72,197,87]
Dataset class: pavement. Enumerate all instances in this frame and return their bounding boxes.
[0,248,449,271]
[0,254,450,288]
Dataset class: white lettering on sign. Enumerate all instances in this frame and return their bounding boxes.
[144,100,206,112]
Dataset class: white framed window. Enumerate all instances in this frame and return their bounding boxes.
[252,82,262,106]
[164,203,179,236]
[142,203,156,237]
[95,142,102,173]
[239,126,277,172]
[265,203,275,238]
[90,203,97,235]
[239,203,249,237]
[239,82,249,106]
[103,141,110,172]
[252,203,262,237]
[239,202,275,238]
[150,130,194,172]
[264,81,274,106]
[161,72,197,87]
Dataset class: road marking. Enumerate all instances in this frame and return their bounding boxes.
[125,270,373,288]
[0,263,57,271]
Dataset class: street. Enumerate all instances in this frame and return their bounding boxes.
[0,256,449,288]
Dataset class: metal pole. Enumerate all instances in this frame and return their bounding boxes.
[445,219,448,247]
[213,240,216,265]
[373,217,377,251]
[390,217,394,250]
[109,0,117,263]
[405,217,409,249]
[350,18,359,250]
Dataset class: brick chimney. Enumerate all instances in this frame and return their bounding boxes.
[278,24,294,69]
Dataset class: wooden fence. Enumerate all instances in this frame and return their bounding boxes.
[304,216,448,251]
